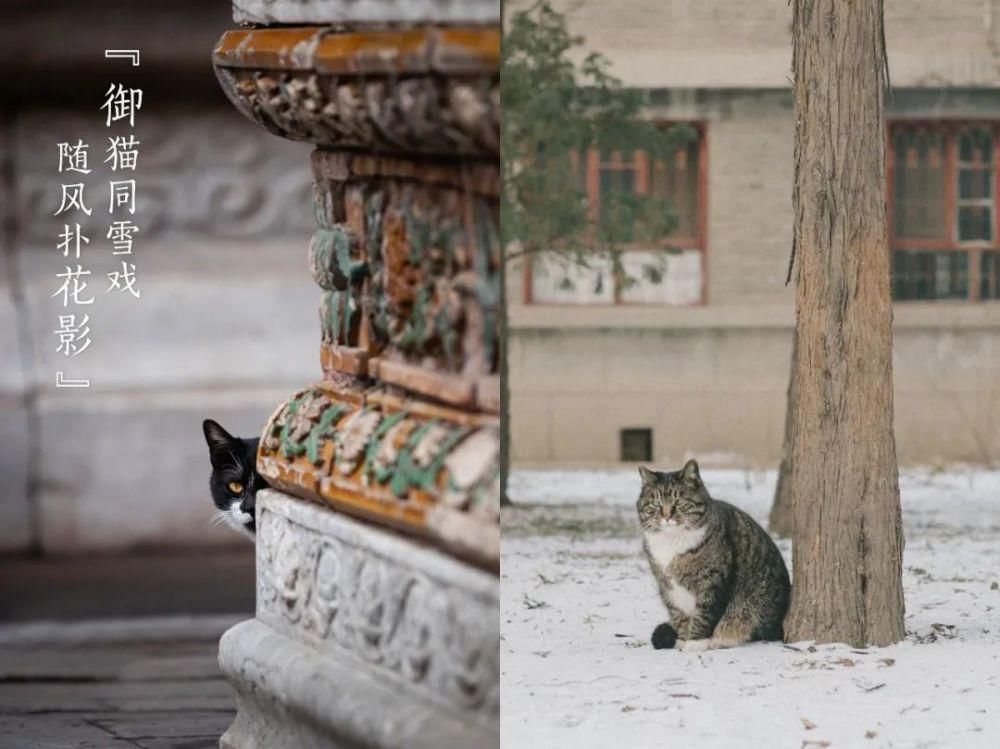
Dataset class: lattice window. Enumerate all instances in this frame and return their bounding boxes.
[891,123,1000,302]
[528,123,706,306]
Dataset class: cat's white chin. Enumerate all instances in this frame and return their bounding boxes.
[224,501,255,540]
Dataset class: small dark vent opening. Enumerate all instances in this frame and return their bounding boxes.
[620,428,652,462]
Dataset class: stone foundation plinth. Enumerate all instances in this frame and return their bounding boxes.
[218,490,499,749]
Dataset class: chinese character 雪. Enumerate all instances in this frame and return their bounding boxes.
[106,220,139,255]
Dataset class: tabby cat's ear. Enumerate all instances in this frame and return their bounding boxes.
[638,466,657,486]
[203,419,235,453]
[681,459,701,484]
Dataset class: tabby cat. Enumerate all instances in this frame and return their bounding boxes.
[637,460,790,651]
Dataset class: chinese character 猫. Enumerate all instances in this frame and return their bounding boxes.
[105,135,140,171]
[57,224,90,259]
[101,83,143,127]
[106,220,139,255]
[54,314,92,357]
[106,260,141,299]
[57,140,91,174]
[53,265,95,306]
[108,179,136,215]
[54,183,92,216]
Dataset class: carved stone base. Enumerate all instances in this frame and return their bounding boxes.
[218,489,499,749]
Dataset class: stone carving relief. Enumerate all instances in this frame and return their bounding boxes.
[309,151,500,408]
[257,501,500,719]
[17,109,314,245]
[217,69,500,157]
[258,385,500,565]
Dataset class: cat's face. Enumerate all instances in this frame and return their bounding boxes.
[203,419,266,539]
[636,460,708,532]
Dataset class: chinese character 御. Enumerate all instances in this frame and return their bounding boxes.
[57,224,90,259]
[107,220,139,255]
[54,314,92,357]
[53,265,95,306]
[108,179,136,215]
[101,83,143,127]
[54,183,92,216]
[106,260,141,299]
[57,140,91,174]
[105,135,140,171]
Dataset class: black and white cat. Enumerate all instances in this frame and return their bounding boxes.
[202,419,268,539]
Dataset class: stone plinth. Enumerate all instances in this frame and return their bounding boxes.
[211,5,500,747]
[219,490,498,749]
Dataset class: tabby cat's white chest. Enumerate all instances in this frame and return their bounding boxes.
[644,525,706,571]
[644,525,706,616]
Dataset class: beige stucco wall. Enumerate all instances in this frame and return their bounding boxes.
[510,304,1000,468]
[508,93,1000,467]
[527,0,1000,89]
[505,3,1000,468]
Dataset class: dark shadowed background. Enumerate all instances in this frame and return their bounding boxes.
[1,0,317,621]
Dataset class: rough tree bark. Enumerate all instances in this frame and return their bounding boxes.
[784,0,905,647]
[768,328,797,538]
[499,252,510,507]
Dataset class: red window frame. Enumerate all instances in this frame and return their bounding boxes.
[524,122,709,306]
[887,120,1000,302]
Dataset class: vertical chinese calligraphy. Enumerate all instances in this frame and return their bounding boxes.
[53,140,94,384]
[102,83,142,301]
[51,57,143,389]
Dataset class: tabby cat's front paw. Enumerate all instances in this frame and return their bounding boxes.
[651,622,678,649]
[677,638,711,652]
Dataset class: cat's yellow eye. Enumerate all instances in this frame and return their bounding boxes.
[228,481,244,494]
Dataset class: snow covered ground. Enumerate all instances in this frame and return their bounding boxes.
[501,468,1000,749]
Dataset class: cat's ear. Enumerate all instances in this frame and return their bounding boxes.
[681,459,701,484]
[203,419,235,454]
[638,466,657,486]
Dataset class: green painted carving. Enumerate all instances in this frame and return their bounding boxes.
[364,410,409,483]
[305,403,349,465]
[365,191,384,262]
[395,285,429,352]
[474,200,500,364]
[405,205,433,264]
[320,291,341,344]
[311,226,367,291]
[280,391,315,459]
[389,421,472,498]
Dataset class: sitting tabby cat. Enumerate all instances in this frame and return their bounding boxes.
[203,419,268,539]
[637,460,790,651]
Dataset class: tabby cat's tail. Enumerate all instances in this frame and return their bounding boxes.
[651,622,678,650]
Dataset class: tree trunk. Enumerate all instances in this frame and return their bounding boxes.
[768,327,797,538]
[499,251,510,507]
[784,0,905,647]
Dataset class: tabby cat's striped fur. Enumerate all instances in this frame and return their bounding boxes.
[637,460,790,651]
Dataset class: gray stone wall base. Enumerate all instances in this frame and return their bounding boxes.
[218,618,495,749]
[217,489,499,748]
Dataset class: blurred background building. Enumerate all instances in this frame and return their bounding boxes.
[508,0,1000,469]
[1,2,314,587]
